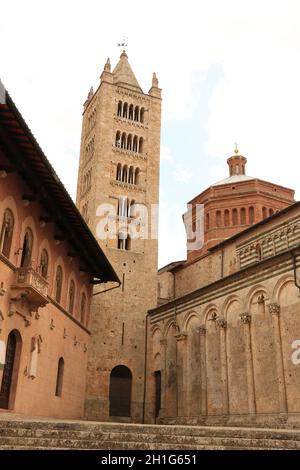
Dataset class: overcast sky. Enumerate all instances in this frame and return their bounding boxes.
[1,0,300,267]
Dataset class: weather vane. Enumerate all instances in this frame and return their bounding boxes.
[117,36,128,51]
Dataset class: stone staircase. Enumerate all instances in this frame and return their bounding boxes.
[0,416,300,449]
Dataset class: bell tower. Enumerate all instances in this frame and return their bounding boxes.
[76,51,162,421]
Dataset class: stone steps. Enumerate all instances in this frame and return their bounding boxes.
[0,417,299,450]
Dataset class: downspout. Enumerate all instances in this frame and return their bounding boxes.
[92,281,121,296]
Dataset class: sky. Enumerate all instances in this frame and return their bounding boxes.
[1,0,300,267]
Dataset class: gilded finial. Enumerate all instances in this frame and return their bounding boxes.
[234,142,239,154]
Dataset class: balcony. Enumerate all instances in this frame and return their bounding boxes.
[11,267,49,310]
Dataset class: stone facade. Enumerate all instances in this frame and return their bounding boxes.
[76,52,161,422]
[148,200,300,427]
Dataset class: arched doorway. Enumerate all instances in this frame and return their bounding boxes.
[0,330,22,409]
[109,365,132,417]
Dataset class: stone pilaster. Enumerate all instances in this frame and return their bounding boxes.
[268,303,287,413]
[176,332,188,417]
[217,318,229,415]
[159,338,167,417]
[240,313,256,414]
[198,326,207,416]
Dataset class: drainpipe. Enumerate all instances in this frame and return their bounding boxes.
[92,281,121,296]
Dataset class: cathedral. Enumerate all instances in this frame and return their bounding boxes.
[1,51,300,430]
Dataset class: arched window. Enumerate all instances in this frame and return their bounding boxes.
[129,200,135,218]
[121,132,126,149]
[55,357,64,397]
[138,137,143,153]
[128,166,134,184]
[80,293,86,324]
[134,168,140,185]
[129,104,134,120]
[249,206,254,224]
[134,106,139,122]
[115,131,121,148]
[216,210,222,227]
[133,136,138,152]
[269,208,274,216]
[68,280,75,314]
[206,213,210,230]
[127,134,132,151]
[20,228,33,267]
[116,163,122,181]
[242,164,245,175]
[232,208,238,225]
[118,232,126,250]
[122,165,128,183]
[125,235,131,251]
[117,101,122,117]
[140,108,145,123]
[55,266,63,303]
[122,102,128,119]
[0,209,14,259]
[262,206,268,219]
[224,209,230,227]
[240,207,246,225]
[230,165,233,176]
[40,249,49,279]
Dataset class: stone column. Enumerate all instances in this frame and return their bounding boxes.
[176,332,188,417]
[268,303,287,413]
[159,338,167,417]
[199,326,207,416]
[217,318,229,415]
[240,313,256,414]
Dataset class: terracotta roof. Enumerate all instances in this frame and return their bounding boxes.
[0,86,120,284]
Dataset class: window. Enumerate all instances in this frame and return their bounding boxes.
[122,165,128,183]
[55,358,64,397]
[20,228,33,267]
[129,104,134,120]
[0,209,14,258]
[127,134,132,151]
[134,106,139,122]
[134,168,140,185]
[115,131,121,148]
[216,210,221,227]
[241,207,246,225]
[122,102,128,119]
[232,208,238,225]
[117,101,122,117]
[125,235,131,251]
[40,249,49,279]
[269,208,274,216]
[55,266,63,303]
[140,108,145,123]
[129,200,136,218]
[68,280,75,314]
[133,136,138,152]
[121,133,126,149]
[116,163,122,181]
[249,206,254,224]
[138,137,143,153]
[128,166,134,184]
[224,209,230,227]
[80,293,86,324]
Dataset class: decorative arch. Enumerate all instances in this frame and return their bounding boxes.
[182,311,199,331]
[246,284,271,311]
[221,294,244,318]
[272,275,296,305]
